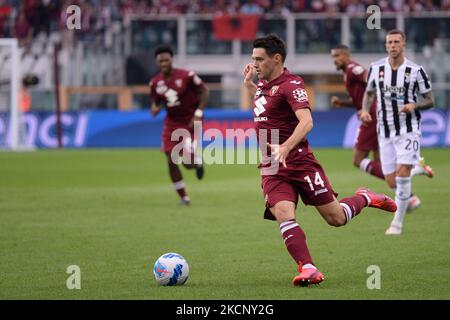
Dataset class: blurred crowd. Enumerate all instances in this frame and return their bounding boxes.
[0,0,449,47]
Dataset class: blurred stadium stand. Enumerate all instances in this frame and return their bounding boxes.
[0,0,449,112]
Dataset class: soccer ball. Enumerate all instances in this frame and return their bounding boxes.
[153,253,189,286]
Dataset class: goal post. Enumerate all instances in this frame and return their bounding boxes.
[0,38,34,151]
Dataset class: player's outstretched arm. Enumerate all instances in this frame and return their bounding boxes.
[242,63,257,97]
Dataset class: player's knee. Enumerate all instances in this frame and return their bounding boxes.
[352,158,361,168]
[272,206,295,222]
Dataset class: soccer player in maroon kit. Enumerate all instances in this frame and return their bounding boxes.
[330,44,433,211]
[330,44,384,180]
[243,34,397,286]
[150,45,209,205]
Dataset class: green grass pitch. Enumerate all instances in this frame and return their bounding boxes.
[1,148,449,299]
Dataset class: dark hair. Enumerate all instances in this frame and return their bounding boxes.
[332,44,350,51]
[253,34,287,63]
[154,45,174,58]
[386,29,406,41]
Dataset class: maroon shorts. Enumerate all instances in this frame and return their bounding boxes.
[355,120,378,152]
[261,153,338,220]
[161,123,194,154]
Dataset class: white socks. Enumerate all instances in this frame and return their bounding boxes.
[173,180,186,191]
[391,176,412,228]
[359,158,372,172]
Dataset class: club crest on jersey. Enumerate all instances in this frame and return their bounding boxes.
[270,85,279,96]
[404,73,410,83]
[175,79,183,88]
[379,70,384,82]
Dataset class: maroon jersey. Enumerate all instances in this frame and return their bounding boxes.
[150,68,205,125]
[253,69,312,173]
[344,60,378,151]
[344,60,367,111]
[344,60,376,113]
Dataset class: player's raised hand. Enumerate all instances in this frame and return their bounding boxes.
[399,103,416,114]
[330,96,341,108]
[243,63,257,96]
[243,63,254,80]
[267,143,288,168]
[359,110,372,126]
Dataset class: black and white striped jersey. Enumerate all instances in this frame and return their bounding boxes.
[366,57,432,138]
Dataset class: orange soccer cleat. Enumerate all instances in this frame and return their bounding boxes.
[419,157,434,178]
[292,263,325,287]
[355,187,397,213]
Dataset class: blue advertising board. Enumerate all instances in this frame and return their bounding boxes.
[1,109,450,149]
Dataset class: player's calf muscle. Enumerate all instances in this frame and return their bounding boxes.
[316,201,346,227]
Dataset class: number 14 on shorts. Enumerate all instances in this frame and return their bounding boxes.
[304,172,325,191]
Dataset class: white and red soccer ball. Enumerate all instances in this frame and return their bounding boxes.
[153,253,189,286]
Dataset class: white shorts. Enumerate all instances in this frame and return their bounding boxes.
[378,131,421,175]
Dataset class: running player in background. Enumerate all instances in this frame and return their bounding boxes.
[150,45,209,205]
[330,44,433,212]
[243,34,397,287]
[361,30,435,235]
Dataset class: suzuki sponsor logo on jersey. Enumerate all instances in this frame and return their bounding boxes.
[253,96,267,117]
[254,117,268,122]
[290,80,302,85]
[164,88,180,107]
